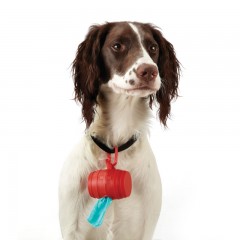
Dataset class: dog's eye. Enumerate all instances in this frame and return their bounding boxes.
[112,43,125,52]
[149,44,158,53]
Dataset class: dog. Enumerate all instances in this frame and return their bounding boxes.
[59,21,180,240]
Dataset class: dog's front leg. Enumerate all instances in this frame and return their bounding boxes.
[59,173,81,239]
[58,148,86,240]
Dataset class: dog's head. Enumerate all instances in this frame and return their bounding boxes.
[72,21,180,127]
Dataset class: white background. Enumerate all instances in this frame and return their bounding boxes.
[1,0,240,239]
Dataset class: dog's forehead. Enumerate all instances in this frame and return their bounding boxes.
[105,22,138,42]
[130,23,156,42]
[106,22,155,44]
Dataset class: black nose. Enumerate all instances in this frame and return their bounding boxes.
[136,64,158,82]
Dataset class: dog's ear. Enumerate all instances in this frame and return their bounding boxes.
[72,23,111,127]
[148,25,180,126]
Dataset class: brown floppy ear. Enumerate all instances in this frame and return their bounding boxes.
[72,23,111,128]
[149,26,180,126]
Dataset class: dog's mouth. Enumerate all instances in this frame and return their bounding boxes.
[127,86,156,91]
[111,83,159,96]
[112,82,158,91]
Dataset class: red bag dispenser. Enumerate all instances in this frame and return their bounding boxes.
[88,168,132,199]
[87,147,132,200]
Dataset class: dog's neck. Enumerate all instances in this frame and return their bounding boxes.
[89,85,150,147]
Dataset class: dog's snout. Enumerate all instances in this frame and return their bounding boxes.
[136,64,158,82]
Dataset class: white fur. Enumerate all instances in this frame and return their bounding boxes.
[59,23,162,240]
[129,23,157,66]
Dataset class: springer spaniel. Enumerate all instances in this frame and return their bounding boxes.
[59,21,180,240]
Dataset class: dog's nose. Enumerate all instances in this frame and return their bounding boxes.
[136,64,158,82]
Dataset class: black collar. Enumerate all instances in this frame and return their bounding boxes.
[91,135,138,154]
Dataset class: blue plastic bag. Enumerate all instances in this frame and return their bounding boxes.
[87,197,113,228]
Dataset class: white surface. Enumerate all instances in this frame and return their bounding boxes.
[1,1,240,239]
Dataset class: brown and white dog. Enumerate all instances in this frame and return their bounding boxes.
[59,21,180,240]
